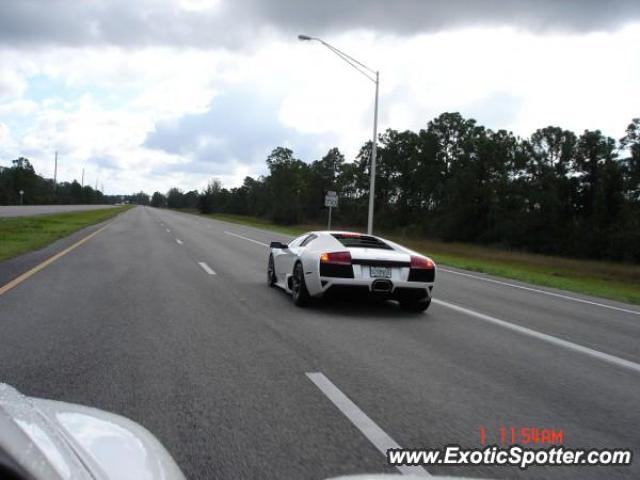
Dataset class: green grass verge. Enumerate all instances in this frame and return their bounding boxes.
[181,210,640,305]
[0,206,132,262]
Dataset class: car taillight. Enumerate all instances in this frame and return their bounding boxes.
[320,251,352,265]
[410,255,434,269]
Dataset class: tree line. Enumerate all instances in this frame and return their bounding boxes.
[151,113,640,263]
[7,112,636,262]
[0,157,124,205]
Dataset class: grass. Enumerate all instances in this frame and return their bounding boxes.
[182,210,640,306]
[0,206,132,262]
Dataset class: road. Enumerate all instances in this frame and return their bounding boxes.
[0,204,116,217]
[0,206,639,479]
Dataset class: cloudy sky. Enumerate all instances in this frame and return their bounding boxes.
[1,0,639,194]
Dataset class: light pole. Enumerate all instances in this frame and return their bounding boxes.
[298,34,379,234]
[19,190,24,205]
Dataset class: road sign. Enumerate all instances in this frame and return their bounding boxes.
[325,191,338,229]
[324,191,338,208]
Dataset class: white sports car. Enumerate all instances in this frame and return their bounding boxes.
[267,231,436,311]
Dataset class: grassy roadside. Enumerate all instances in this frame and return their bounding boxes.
[181,210,640,305]
[0,206,132,262]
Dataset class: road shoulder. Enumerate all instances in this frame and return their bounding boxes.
[0,210,129,288]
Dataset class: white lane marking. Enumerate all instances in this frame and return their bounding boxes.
[224,231,268,247]
[175,239,183,245]
[433,299,640,375]
[198,262,216,275]
[166,228,171,233]
[439,268,640,316]
[306,372,430,477]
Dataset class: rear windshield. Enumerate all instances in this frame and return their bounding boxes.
[332,234,393,250]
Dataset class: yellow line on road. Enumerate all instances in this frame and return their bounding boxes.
[0,222,111,297]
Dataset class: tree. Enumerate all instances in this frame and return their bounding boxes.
[151,192,167,208]
[425,113,489,241]
[129,192,150,205]
[166,188,185,209]
[620,118,640,200]
[198,179,223,214]
[152,113,640,263]
[265,147,309,224]
[306,148,346,220]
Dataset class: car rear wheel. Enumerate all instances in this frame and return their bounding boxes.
[399,298,431,313]
[267,254,276,287]
[291,262,310,307]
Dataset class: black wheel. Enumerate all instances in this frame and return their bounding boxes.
[399,298,431,313]
[267,254,276,287]
[291,262,310,307]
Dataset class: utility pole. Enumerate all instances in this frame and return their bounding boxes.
[53,151,58,189]
[367,70,379,235]
[81,168,85,188]
[298,34,379,234]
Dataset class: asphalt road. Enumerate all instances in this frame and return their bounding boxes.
[1,206,639,479]
[0,204,116,217]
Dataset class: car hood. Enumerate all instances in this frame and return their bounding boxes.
[0,383,185,480]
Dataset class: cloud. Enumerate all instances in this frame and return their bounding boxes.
[1,0,639,49]
[251,0,640,36]
[90,154,122,171]
[0,123,8,142]
[144,87,337,177]
[0,0,246,49]
[0,69,27,98]
[1,3,639,196]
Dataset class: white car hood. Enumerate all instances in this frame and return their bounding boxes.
[0,383,185,480]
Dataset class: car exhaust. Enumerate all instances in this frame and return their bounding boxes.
[371,279,393,293]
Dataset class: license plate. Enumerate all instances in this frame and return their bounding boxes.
[370,266,391,278]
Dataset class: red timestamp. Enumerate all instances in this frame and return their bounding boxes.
[479,425,564,446]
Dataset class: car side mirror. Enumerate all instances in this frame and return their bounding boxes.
[270,241,288,249]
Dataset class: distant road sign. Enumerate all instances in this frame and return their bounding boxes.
[325,192,338,208]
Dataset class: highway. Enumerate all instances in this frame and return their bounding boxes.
[0,204,116,217]
[0,206,638,479]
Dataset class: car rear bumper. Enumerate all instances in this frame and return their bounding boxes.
[317,277,433,301]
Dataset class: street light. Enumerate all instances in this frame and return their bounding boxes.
[298,34,379,234]
[19,190,24,205]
